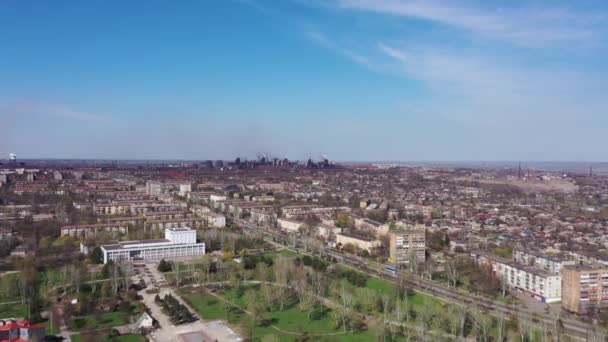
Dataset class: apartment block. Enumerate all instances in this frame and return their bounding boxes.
[562,264,608,314]
[471,250,562,303]
[389,229,426,265]
[513,247,575,273]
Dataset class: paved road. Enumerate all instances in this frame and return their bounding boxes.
[239,220,598,340]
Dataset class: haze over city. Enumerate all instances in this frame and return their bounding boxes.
[2,0,608,161]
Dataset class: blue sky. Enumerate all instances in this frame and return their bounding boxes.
[1,0,607,161]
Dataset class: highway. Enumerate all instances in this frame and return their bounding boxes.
[237,220,600,340]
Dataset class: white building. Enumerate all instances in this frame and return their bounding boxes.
[101,227,205,264]
[471,250,562,303]
[203,211,226,228]
[209,195,227,208]
[277,218,303,232]
[179,184,192,196]
[513,247,575,274]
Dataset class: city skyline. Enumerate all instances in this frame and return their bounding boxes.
[2,0,608,161]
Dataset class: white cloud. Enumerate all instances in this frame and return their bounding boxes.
[335,0,601,47]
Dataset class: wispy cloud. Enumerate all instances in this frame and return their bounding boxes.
[232,0,278,16]
[305,31,371,66]
[375,41,607,126]
[1,99,106,122]
[335,0,602,48]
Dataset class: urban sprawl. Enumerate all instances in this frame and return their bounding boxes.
[1,156,608,341]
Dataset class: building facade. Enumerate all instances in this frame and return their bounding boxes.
[389,229,426,265]
[336,233,381,254]
[562,264,608,314]
[513,248,574,274]
[101,227,205,264]
[471,250,562,303]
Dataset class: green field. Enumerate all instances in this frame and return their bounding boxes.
[69,311,130,331]
[366,277,395,294]
[181,286,376,341]
[181,291,226,320]
[72,333,145,342]
[0,303,28,318]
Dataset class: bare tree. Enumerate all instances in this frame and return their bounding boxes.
[496,310,505,342]
[518,311,529,342]
[419,303,436,333]
[445,260,459,288]
[201,255,212,283]
[423,256,436,280]
[474,309,491,342]
[499,273,509,298]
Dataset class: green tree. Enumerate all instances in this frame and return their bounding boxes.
[158,259,172,273]
[89,247,104,264]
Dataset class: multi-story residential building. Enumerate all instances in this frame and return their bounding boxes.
[569,251,608,266]
[354,217,390,237]
[187,191,214,203]
[190,205,211,216]
[316,223,342,241]
[336,232,381,254]
[101,227,205,264]
[513,247,575,274]
[249,208,276,227]
[144,218,206,230]
[277,218,304,232]
[61,223,129,239]
[144,211,191,221]
[389,229,426,265]
[252,195,275,202]
[281,204,324,217]
[562,264,608,314]
[471,250,562,303]
[145,180,192,196]
[93,201,185,216]
[209,195,227,208]
[199,211,226,228]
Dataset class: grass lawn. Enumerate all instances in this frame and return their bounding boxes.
[69,311,130,331]
[0,303,28,318]
[180,291,226,320]
[366,277,396,295]
[72,333,145,342]
[182,286,376,341]
[116,334,146,342]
